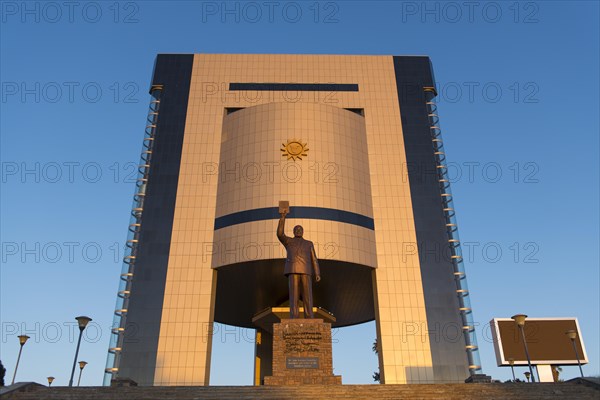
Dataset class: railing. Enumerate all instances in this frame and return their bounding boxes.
[424,87,482,374]
[103,85,163,385]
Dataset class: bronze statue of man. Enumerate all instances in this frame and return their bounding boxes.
[277,209,321,319]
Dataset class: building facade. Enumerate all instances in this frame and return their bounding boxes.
[104,54,480,386]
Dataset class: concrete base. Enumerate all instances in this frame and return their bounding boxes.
[464,374,492,383]
[537,365,554,383]
[110,378,138,387]
[253,307,336,385]
[263,319,341,385]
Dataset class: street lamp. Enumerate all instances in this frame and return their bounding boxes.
[11,335,30,385]
[68,316,92,387]
[565,330,584,378]
[508,358,516,381]
[77,361,88,386]
[512,314,536,383]
[47,376,55,387]
[524,371,531,382]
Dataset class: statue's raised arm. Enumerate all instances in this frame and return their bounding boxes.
[277,210,289,245]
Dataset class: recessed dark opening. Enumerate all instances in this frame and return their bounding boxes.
[345,108,365,116]
[226,107,245,115]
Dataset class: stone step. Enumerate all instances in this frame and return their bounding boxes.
[3,383,599,400]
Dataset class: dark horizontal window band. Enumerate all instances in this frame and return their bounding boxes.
[229,83,359,92]
[214,206,374,231]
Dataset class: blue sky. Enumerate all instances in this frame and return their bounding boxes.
[1,0,598,386]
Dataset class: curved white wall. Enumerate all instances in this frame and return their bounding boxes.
[212,102,376,268]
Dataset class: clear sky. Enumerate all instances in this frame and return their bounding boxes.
[1,0,598,387]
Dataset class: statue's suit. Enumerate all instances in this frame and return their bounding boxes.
[277,216,320,318]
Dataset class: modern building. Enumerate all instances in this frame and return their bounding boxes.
[104,54,481,386]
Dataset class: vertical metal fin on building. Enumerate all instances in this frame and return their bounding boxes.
[103,85,163,384]
[423,87,482,375]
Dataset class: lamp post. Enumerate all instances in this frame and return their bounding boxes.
[508,358,516,381]
[47,377,55,387]
[512,314,536,383]
[524,371,531,382]
[565,330,584,378]
[11,335,30,385]
[68,316,92,387]
[77,361,88,386]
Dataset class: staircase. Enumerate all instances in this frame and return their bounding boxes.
[3,382,599,400]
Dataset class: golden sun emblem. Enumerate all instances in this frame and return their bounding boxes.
[281,139,309,161]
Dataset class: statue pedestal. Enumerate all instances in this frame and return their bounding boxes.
[264,318,342,385]
[252,307,337,385]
